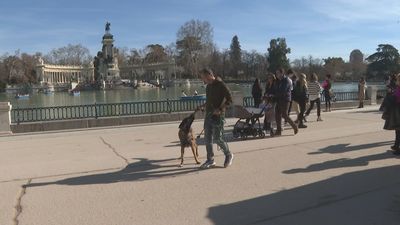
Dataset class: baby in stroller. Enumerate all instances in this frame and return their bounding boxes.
[232,104,272,139]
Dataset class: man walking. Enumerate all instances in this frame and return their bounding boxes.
[197,68,233,169]
[271,68,298,136]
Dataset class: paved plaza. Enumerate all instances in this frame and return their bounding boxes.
[1,105,399,225]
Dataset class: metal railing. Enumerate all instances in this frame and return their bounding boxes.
[11,98,205,124]
[11,90,378,124]
[243,91,361,107]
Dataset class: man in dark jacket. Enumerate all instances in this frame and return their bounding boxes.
[197,68,234,169]
[271,68,298,136]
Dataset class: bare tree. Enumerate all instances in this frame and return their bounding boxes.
[45,44,92,65]
[176,19,214,77]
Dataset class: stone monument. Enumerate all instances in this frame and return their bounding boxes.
[94,22,120,87]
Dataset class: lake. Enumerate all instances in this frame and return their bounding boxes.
[0,82,385,108]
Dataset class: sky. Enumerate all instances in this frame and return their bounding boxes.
[1,0,400,61]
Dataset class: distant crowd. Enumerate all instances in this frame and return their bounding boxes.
[250,68,335,136]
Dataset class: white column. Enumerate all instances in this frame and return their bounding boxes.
[0,102,12,133]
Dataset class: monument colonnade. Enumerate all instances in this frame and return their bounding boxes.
[36,63,95,84]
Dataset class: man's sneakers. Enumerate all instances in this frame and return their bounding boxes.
[200,154,234,169]
[298,124,307,129]
[200,160,216,169]
[224,154,234,168]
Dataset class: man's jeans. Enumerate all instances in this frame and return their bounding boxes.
[204,115,230,161]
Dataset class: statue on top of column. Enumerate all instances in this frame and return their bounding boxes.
[105,22,111,33]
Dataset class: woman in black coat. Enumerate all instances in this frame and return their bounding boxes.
[252,78,263,107]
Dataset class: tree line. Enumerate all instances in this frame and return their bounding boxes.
[1,19,399,91]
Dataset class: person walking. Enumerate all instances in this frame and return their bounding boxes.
[196,68,234,168]
[305,73,323,121]
[287,69,299,120]
[322,74,333,112]
[252,78,263,107]
[358,77,366,108]
[382,74,400,155]
[263,73,277,135]
[270,68,298,136]
[292,73,308,128]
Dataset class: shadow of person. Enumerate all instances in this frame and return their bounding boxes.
[208,165,400,225]
[26,158,200,188]
[309,141,393,155]
[283,151,394,174]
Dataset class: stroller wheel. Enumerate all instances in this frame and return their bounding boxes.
[258,130,265,138]
[233,130,239,138]
[241,133,248,140]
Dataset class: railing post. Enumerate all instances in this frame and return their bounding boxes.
[94,102,98,119]
[0,102,12,133]
[16,106,20,125]
[167,98,172,113]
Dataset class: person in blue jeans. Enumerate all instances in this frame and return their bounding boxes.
[197,68,233,169]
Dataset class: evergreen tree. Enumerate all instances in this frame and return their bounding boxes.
[267,38,290,73]
[366,44,400,79]
[229,35,242,78]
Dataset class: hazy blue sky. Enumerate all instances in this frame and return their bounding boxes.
[1,0,399,60]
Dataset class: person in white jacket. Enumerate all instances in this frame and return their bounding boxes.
[305,73,323,121]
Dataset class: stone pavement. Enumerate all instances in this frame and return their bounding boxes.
[1,105,399,225]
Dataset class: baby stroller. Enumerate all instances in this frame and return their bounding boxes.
[232,105,268,139]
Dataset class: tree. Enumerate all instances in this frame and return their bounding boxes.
[366,44,400,79]
[176,36,202,78]
[229,35,242,78]
[176,19,214,77]
[242,50,268,80]
[127,49,144,65]
[291,56,324,80]
[267,38,290,73]
[209,49,223,78]
[115,47,130,67]
[144,44,168,63]
[45,44,92,65]
[323,57,346,79]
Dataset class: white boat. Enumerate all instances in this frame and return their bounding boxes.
[68,82,80,96]
[180,94,206,100]
[15,94,30,99]
[69,90,80,96]
[135,81,155,89]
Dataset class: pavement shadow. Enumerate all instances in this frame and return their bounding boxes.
[283,151,396,174]
[349,109,381,114]
[164,128,274,148]
[309,141,393,155]
[207,165,400,225]
[26,158,200,187]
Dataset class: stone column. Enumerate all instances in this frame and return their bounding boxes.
[227,91,244,118]
[0,102,12,133]
[232,91,244,106]
[367,85,377,105]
